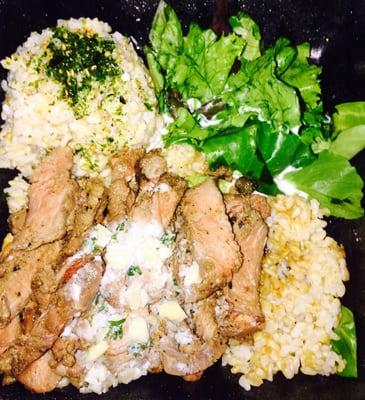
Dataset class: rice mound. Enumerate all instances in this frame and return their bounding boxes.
[0,18,164,182]
[223,194,349,390]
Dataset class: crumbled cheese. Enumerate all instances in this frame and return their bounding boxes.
[127,316,149,343]
[182,261,202,287]
[157,301,187,322]
[86,340,109,362]
[126,285,148,310]
[90,224,112,248]
[175,330,194,346]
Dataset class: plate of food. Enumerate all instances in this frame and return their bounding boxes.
[0,0,364,399]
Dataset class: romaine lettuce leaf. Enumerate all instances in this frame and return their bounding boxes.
[201,125,264,179]
[330,125,365,160]
[229,11,261,60]
[281,42,322,110]
[333,102,365,135]
[147,2,365,220]
[224,38,301,133]
[166,24,244,103]
[149,0,182,70]
[284,151,364,219]
[329,102,365,159]
[331,306,358,378]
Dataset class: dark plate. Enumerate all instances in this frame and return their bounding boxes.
[0,1,364,399]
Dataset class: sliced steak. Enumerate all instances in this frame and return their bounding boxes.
[106,148,145,222]
[129,173,186,229]
[17,351,61,394]
[63,177,107,256]
[0,241,63,328]
[139,149,167,181]
[160,296,226,378]
[12,147,78,251]
[0,317,21,356]
[171,179,241,302]
[216,194,269,338]
[0,257,103,377]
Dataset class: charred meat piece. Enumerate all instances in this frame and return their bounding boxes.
[106,148,145,222]
[171,179,241,302]
[0,240,63,328]
[216,194,269,338]
[63,177,107,256]
[129,173,186,229]
[139,150,167,181]
[160,296,226,378]
[0,317,21,356]
[0,257,103,377]
[11,147,78,251]
[17,351,61,394]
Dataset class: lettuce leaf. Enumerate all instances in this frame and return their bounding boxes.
[147,1,365,220]
[285,151,364,219]
[330,102,365,159]
[229,11,261,60]
[224,38,301,133]
[201,125,264,179]
[331,306,358,378]
[281,42,322,110]
[148,0,182,70]
[333,102,365,135]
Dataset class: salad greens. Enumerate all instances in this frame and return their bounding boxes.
[331,306,358,377]
[145,0,365,219]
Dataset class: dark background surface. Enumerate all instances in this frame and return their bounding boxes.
[0,0,365,399]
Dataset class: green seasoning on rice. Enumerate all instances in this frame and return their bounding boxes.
[222,195,349,389]
[45,26,120,117]
[0,18,165,181]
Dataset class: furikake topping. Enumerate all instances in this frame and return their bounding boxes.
[46,26,120,116]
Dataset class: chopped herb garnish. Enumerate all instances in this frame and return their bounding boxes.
[173,277,178,286]
[3,191,10,199]
[116,222,125,231]
[160,232,175,246]
[93,292,108,313]
[46,26,120,117]
[106,318,126,340]
[144,102,153,111]
[127,265,142,276]
[111,233,117,240]
[127,343,147,357]
[92,245,103,254]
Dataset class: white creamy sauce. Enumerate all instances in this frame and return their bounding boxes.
[186,98,202,113]
[197,113,221,128]
[175,330,194,346]
[181,261,202,287]
[65,217,180,393]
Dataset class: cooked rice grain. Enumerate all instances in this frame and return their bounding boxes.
[223,195,348,390]
[0,18,164,180]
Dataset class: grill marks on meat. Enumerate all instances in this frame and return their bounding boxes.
[171,179,241,302]
[12,147,77,251]
[0,257,103,378]
[106,148,145,222]
[216,194,269,338]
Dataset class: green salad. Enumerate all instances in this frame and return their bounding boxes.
[145,0,365,220]
[145,0,360,378]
